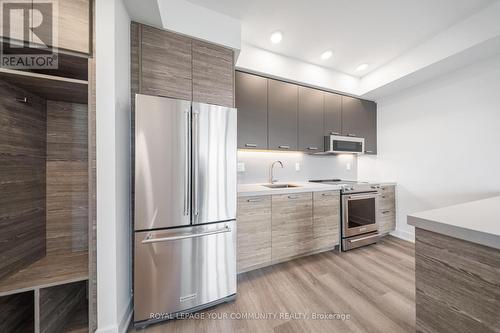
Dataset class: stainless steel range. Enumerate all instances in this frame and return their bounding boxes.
[310,179,380,251]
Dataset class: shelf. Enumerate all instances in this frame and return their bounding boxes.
[0,68,88,104]
[62,298,89,333]
[0,252,88,297]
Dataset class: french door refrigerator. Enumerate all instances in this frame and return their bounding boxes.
[133,94,237,327]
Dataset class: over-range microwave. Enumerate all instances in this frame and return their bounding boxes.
[321,135,365,154]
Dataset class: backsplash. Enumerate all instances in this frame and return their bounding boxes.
[237,150,358,184]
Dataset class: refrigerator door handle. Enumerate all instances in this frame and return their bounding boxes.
[142,225,231,244]
[184,109,190,216]
[192,111,199,216]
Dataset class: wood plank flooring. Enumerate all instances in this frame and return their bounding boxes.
[130,236,415,333]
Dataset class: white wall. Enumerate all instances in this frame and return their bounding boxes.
[96,0,132,332]
[358,55,500,241]
[238,151,357,184]
[236,43,361,96]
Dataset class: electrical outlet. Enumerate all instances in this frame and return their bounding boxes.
[346,163,351,171]
[237,162,245,172]
[295,162,301,171]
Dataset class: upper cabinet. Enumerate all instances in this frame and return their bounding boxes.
[57,0,91,54]
[298,86,324,152]
[1,0,90,55]
[235,71,377,154]
[268,80,298,151]
[133,23,235,107]
[192,40,234,107]
[235,72,268,149]
[324,92,342,136]
[140,25,192,100]
[341,96,377,154]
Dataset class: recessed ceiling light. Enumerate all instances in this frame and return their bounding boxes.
[356,63,369,71]
[320,50,333,60]
[270,31,283,44]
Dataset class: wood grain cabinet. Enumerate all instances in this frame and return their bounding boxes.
[378,185,396,234]
[268,80,298,151]
[341,96,377,154]
[271,193,313,261]
[140,25,192,100]
[235,72,268,149]
[17,0,91,54]
[324,92,342,136]
[192,40,234,107]
[298,86,324,152]
[236,196,272,273]
[312,191,340,251]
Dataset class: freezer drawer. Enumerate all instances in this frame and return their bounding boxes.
[134,221,237,324]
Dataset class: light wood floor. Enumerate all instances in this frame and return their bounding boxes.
[130,236,415,333]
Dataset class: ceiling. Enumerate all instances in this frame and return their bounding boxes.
[186,0,494,77]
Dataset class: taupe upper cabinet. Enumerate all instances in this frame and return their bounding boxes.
[2,0,90,54]
[268,80,298,151]
[298,86,324,152]
[192,40,234,107]
[140,25,192,100]
[324,92,342,136]
[235,72,268,149]
[341,96,377,154]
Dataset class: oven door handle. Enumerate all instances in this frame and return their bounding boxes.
[347,194,378,200]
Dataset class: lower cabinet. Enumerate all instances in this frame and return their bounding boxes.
[271,193,313,261]
[236,196,272,273]
[312,191,340,250]
[237,191,341,273]
[378,185,396,234]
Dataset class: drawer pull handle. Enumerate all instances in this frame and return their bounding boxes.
[307,147,318,150]
[382,210,391,214]
[245,143,257,148]
[279,145,290,149]
[246,198,263,203]
[321,193,336,197]
[347,133,357,137]
[288,195,300,199]
[331,132,340,135]
[365,150,373,153]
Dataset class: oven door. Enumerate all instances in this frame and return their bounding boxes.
[342,192,379,237]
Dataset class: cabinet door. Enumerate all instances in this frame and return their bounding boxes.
[341,96,377,154]
[235,72,268,149]
[324,92,342,136]
[268,80,298,151]
[192,40,234,107]
[237,196,271,273]
[140,25,192,100]
[312,191,340,251]
[378,185,396,235]
[271,193,312,261]
[28,0,90,54]
[298,86,324,152]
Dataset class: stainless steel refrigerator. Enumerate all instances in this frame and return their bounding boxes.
[133,94,237,327]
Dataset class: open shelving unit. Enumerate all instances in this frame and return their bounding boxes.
[0,50,95,332]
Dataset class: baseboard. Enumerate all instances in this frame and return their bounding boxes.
[390,229,415,243]
[95,298,133,333]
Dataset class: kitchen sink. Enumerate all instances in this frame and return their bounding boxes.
[263,184,300,189]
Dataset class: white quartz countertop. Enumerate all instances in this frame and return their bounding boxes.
[238,182,342,197]
[408,196,500,250]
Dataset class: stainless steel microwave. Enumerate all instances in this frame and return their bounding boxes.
[322,135,365,154]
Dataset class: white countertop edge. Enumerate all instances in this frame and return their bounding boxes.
[408,215,500,250]
[237,182,342,197]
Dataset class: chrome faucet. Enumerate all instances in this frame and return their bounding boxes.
[269,161,284,184]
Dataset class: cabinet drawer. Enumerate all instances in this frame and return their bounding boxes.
[378,209,395,234]
[379,185,395,195]
[312,191,340,250]
[271,193,312,261]
[237,196,271,272]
